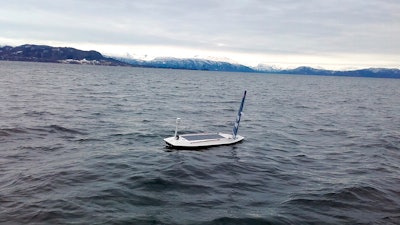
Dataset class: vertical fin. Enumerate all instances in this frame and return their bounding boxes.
[232,90,247,139]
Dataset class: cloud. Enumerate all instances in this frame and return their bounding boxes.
[0,0,399,69]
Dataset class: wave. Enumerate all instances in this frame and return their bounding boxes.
[0,125,86,139]
[200,216,284,225]
[283,185,400,224]
[47,125,86,135]
[0,128,27,137]
[23,110,55,117]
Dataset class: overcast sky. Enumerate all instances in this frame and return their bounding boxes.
[1,0,399,69]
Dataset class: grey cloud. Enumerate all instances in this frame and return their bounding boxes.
[1,0,399,56]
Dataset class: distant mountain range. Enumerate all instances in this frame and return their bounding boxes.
[0,44,128,66]
[1,44,399,78]
[118,57,400,78]
[263,66,400,79]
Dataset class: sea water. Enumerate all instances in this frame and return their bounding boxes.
[1,61,399,224]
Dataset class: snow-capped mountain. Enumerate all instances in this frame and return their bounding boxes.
[115,55,400,78]
[254,63,286,72]
[116,56,254,72]
[0,44,128,66]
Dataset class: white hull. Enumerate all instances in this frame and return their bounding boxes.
[164,132,244,149]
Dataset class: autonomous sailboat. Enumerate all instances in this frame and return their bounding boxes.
[164,90,247,149]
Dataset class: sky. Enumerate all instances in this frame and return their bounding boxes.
[0,0,399,70]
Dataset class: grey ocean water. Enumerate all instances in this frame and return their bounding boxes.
[1,61,399,225]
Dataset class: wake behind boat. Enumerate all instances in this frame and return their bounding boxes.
[164,90,247,149]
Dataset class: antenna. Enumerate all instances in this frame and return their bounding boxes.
[174,118,181,139]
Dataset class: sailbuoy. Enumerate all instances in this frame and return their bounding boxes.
[164,90,247,149]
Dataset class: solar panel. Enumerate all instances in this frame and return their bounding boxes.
[181,133,224,141]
